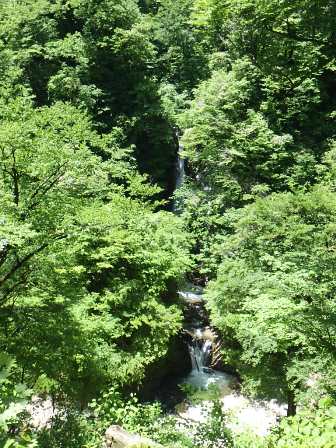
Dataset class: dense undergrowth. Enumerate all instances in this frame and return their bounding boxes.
[1,0,336,447]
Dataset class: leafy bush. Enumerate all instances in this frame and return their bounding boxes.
[206,187,336,408]
[269,400,336,448]
[89,388,162,436]
[0,354,36,448]
[37,409,97,448]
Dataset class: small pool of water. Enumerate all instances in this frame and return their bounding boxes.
[183,367,235,393]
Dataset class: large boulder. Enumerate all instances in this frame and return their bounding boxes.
[104,425,162,448]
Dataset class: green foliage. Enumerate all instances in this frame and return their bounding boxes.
[206,186,336,407]
[0,354,29,433]
[181,59,296,195]
[0,354,37,448]
[193,400,233,448]
[0,92,191,399]
[89,388,162,437]
[268,400,336,448]
[179,383,221,404]
[36,389,164,448]
[178,54,319,276]
[2,2,336,448]
[149,398,233,448]
[0,0,194,199]
[36,407,101,448]
[178,0,336,278]
[152,0,209,90]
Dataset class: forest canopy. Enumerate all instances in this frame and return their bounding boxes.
[1,1,336,447]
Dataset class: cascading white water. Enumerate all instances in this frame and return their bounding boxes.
[173,131,185,213]
[189,337,212,372]
[172,134,286,434]
[176,154,185,190]
[180,289,233,391]
[175,131,185,189]
[173,133,234,392]
[178,290,203,303]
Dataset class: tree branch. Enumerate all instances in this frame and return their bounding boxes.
[0,242,10,269]
[0,275,28,306]
[11,148,20,206]
[29,162,68,203]
[0,234,67,288]
[271,28,327,46]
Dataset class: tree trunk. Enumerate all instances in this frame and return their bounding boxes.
[287,389,296,416]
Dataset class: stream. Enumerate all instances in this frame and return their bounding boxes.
[178,284,233,393]
[168,135,287,434]
[174,132,233,393]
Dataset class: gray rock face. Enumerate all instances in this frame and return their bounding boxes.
[104,425,161,448]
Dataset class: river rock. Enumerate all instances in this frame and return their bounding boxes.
[104,425,162,448]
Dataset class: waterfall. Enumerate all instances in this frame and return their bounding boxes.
[176,148,185,190]
[168,130,285,433]
[178,287,232,390]
[174,131,232,391]
[173,131,185,213]
[189,337,212,372]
